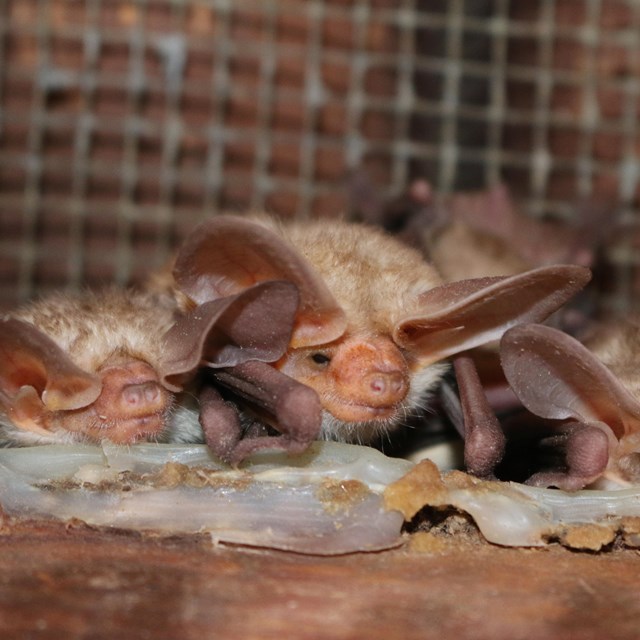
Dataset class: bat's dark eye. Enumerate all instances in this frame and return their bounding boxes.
[310,352,331,366]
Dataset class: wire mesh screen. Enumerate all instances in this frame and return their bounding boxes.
[1,0,639,312]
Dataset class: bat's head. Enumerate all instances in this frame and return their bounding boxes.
[261,218,443,441]
[0,290,181,445]
[168,214,592,443]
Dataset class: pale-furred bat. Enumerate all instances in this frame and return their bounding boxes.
[496,320,640,490]
[0,288,179,446]
[453,317,640,490]
[158,213,591,446]
[0,281,317,456]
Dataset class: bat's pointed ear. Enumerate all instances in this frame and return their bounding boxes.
[393,264,591,364]
[500,323,640,439]
[160,280,300,391]
[0,318,102,434]
[173,215,347,348]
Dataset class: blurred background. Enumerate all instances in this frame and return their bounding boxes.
[1,0,639,313]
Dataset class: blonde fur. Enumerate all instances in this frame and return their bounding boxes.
[248,215,449,441]
[0,287,201,447]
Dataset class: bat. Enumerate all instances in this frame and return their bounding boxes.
[159,213,591,446]
[454,317,640,490]
[0,288,178,447]
[0,282,317,456]
[350,173,608,281]
[495,320,640,490]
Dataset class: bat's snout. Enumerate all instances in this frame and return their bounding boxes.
[120,380,166,415]
[365,371,408,406]
[318,335,411,423]
[89,360,173,442]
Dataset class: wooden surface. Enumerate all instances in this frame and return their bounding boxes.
[1,517,639,640]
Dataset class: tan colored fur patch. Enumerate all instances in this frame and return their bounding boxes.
[7,288,178,377]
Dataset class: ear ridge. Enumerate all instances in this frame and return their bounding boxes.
[4,386,51,437]
[393,264,591,363]
[173,215,347,348]
[500,323,640,439]
[0,318,102,418]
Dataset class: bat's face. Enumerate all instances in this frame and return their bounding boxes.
[168,214,591,444]
[0,289,179,446]
[269,219,447,440]
[276,333,448,442]
[0,277,306,456]
[42,357,174,445]
[277,337,410,425]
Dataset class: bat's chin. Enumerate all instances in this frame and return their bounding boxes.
[323,398,402,426]
[319,407,402,444]
[83,412,168,444]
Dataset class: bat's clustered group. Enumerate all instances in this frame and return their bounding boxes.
[0,202,637,491]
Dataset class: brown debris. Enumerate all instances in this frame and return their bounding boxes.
[559,524,617,552]
[37,462,254,493]
[383,459,448,520]
[316,479,371,515]
[407,531,451,554]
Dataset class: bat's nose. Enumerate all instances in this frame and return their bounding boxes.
[366,371,408,405]
[97,360,171,419]
[121,381,165,412]
[328,335,411,410]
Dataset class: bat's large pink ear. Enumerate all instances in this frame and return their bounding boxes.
[0,319,102,434]
[172,215,347,348]
[160,280,300,391]
[393,264,591,364]
[500,323,640,440]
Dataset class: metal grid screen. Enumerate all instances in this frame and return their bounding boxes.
[1,0,639,311]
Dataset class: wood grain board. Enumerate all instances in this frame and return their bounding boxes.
[1,517,639,640]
